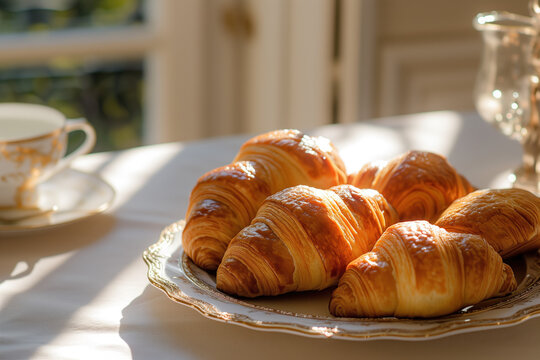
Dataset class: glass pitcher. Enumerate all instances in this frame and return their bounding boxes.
[474,6,540,194]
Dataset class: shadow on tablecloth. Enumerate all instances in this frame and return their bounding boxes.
[0,213,116,284]
[119,284,540,360]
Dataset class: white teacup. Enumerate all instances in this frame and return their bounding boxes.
[0,103,96,210]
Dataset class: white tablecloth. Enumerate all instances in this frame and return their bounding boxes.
[2,111,539,360]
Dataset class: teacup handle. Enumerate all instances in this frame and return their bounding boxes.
[41,118,96,181]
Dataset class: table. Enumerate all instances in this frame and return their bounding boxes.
[1,111,539,359]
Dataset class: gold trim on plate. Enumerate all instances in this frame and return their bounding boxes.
[143,220,540,340]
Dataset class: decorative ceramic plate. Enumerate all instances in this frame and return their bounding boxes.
[0,168,115,234]
[143,221,540,341]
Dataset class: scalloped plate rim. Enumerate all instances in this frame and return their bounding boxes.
[143,220,540,341]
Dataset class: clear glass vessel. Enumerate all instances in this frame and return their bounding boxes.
[474,3,540,194]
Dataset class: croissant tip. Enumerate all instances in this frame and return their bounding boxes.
[216,258,259,298]
[185,248,222,271]
[499,263,518,295]
[329,286,350,317]
[182,233,229,271]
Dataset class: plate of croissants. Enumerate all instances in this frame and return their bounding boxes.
[143,129,540,340]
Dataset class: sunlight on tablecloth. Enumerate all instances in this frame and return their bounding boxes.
[311,111,464,173]
[73,143,184,209]
[32,256,144,359]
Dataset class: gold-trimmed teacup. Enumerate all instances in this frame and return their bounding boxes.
[0,103,96,211]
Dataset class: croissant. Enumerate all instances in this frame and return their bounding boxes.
[216,184,398,297]
[348,150,474,222]
[182,129,347,270]
[329,221,517,318]
[435,188,540,258]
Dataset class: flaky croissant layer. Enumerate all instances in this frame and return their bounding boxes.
[330,221,517,318]
[436,188,540,258]
[183,129,348,271]
[348,151,474,222]
[216,185,398,298]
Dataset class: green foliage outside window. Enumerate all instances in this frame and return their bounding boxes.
[0,0,145,152]
[0,0,144,33]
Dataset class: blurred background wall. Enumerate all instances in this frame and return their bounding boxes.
[0,0,529,152]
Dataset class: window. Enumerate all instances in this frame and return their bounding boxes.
[0,0,146,152]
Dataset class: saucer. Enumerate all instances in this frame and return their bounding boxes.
[0,168,115,234]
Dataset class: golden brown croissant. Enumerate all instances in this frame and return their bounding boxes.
[435,188,540,258]
[216,184,399,297]
[348,150,475,222]
[329,221,517,318]
[183,129,347,270]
